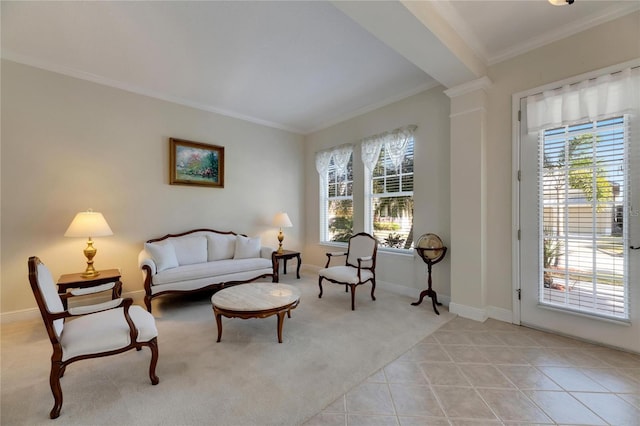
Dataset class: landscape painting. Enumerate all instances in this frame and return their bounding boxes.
[170,138,224,188]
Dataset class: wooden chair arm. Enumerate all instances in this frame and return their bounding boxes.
[325,251,347,268]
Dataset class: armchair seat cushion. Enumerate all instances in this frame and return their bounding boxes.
[319,265,374,284]
[61,306,157,361]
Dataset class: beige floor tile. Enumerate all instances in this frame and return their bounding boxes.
[399,343,452,363]
[590,348,640,368]
[431,386,497,420]
[397,416,450,425]
[524,390,606,425]
[618,393,640,409]
[324,395,346,413]
[345,382,395,415]
[420,362,471,387]
[347,414,399,426]
[476,388,552,423]
[620,367,640,382]
[495,331,540,347]
[384,361,428,384]
[366,369,387,383]
[448,420,501,425]
[496,365,562,390]
[579,367,640,393]
[538,366,609,392]
[305,412,347,426]
[442,345,491,364]
[458,364,515,389]
[433,331,474,345]
[551,348,610,368]
[465,332,505,346]
[571,392,640,425]
[522,347,577,367]
[474,346,531,365]
[389,384,444,417]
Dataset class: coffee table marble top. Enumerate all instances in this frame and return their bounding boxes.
[211,283,300,312]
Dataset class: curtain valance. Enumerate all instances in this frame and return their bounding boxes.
[315,144,353,180]
[526,66,640,134]
[360,125,417,172]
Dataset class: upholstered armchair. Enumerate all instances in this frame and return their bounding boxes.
[318,232,378,310]
[27,256,159,419]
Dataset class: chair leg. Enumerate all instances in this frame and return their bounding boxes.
[371,279,376,301]
[349,284,356,310]
[148,338,160,385]
[49,361,64,419]
[144,295,153,313]
[318,276,324,299]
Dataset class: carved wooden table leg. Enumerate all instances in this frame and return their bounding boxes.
[215,311,223,342]
[276,311,286,343]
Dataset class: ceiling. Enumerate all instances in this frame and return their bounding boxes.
[2,1,638,134]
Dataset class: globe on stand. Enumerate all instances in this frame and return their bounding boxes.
[412,233,447,315]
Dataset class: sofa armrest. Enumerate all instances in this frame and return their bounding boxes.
[138,250,157,276]
[260,246,276,259]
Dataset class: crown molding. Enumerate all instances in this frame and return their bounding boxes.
[444,76,492,98]
[487,3,640,65]
[1,50,305,135]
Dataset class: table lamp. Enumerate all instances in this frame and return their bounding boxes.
[272,212,292,254]
[64,210,113,278]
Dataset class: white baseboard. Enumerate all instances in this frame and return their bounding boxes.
[0,290,146,324]
[449,302,514,324]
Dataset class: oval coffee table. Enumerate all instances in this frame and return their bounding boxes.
[211,283,300,343]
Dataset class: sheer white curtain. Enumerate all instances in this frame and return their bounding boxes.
[315,150,332,183]
[360,125,417,171]
[315,144,353,179]
[527,66,640,133]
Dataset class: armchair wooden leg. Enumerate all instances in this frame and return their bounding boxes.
[371,279,376,301]
[349,284,356,310]
[148,338,159,385]
[318,276,324,299]
[49,361,64,419]
[144,295,153,313]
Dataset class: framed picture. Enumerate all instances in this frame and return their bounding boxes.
[170,138,225,188]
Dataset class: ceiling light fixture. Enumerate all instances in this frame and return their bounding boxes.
[549,0,574,5]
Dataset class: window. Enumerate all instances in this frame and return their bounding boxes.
[363,127,415,250]
[539,116,630,318]
[317,146,353,243]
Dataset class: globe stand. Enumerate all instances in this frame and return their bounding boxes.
[412,246,447,315]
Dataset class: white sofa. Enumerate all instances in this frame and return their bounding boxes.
[138,229,275,312]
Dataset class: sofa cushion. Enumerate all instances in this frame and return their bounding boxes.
[207,233,236,261]
[152,258,272,285]
[145,241,179,272]
[234,235,261,259]
[171,236,208,266]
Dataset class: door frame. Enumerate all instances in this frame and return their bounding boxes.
[511,58,640,327]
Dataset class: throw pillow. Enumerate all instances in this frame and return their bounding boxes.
[207,233,236,261]
[144,241,179,272]
[171,236,208,266]
[233,235,261,259]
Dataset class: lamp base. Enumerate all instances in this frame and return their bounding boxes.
[81,238,100,278]
[81,269,100,279]
[277,229,284,254]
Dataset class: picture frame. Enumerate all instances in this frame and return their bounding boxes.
[170,138,225,188]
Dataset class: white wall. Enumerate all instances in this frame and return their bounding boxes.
[1,60,304,315]
[303,88,452,299]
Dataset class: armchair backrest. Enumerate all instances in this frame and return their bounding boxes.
[346,233,378,270]
[28,257,65,340]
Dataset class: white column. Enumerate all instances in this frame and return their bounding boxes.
[445,77,491,321]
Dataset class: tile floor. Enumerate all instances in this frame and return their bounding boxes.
[304,316,640,426]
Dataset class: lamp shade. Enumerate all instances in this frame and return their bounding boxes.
[272,212,293,228]
[64,211,113,237]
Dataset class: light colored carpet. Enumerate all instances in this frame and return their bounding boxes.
[1,273,454,425]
